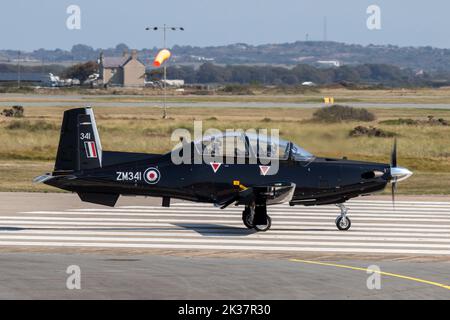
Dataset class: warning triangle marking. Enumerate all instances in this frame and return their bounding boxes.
[210,162,222,173]
[259,165,270,176]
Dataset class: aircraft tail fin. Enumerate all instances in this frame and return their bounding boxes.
[54,107,103,172]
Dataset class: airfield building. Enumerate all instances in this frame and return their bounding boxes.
[99,50,145,87]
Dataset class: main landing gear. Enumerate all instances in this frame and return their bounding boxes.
[242,204,272,232]
[241,203,351,232]
[335,204,351,231]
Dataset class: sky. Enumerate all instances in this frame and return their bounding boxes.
[1,0,450,51]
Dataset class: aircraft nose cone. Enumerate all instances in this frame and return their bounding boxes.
[390,167,413,182]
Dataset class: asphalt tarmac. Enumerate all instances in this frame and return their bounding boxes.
[0,192,448,299]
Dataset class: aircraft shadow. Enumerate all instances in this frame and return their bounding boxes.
[0,225,257,237]
[0,227,26,231]
[0,226,333,234]
[174,223,257,237]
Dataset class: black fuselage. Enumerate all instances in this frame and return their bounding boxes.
[46,152,390,207]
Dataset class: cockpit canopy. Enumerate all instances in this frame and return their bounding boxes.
[193,131,314,161]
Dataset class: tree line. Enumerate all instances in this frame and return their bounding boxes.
[5,41,450,72]
[32,60,450,88]
[158,63,446,87]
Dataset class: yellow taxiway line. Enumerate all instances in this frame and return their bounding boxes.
[290,259,450,291]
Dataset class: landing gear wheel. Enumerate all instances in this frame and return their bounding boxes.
[254,216,272,232]
[336,216,351,231]
[242,208,254,229]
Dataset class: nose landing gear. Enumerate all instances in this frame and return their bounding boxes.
[335,204,351,231]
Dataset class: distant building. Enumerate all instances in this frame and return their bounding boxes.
[162,79,185,87]
[317,60,341,68]
[99,50,145,87]
[189,55,215,62]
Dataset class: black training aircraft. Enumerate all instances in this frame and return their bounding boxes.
[35,107,413,232]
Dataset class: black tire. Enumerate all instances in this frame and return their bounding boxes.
[336,216,351,231]
[242,208,254,229]
[254,216,272,232]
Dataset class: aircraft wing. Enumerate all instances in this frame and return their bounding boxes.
[250,182,296,205]
[221,182,296,208]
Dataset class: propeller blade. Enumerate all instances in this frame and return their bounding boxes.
[391,180,397,209]
[391,138,397,168]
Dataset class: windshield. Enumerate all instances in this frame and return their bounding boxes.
[194,132,314,160]
[275,138,314,160]
[290,142,314,160]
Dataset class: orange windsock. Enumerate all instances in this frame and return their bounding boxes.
[153,49,171,67]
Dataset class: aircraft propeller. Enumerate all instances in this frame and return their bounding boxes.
[391,139,397,207]
[389,138,413,208]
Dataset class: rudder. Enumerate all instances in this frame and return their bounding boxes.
[54,107,102,172]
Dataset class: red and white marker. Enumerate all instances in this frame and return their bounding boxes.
[144,167,161,184]
[259,165,270,176]
[84,141,97,159]
[210,162,222,173]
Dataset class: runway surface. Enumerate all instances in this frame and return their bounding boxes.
[0,193,449,299]
[0,252,449,299]
[1,198,449,256]
[7,101,450,109]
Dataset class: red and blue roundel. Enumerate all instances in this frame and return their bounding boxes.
[144,167,161,184]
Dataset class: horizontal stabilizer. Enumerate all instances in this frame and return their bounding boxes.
[78,192,119,207]
[33,174,55,184]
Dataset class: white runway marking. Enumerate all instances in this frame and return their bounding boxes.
[17,211,450,222]
[1,200,449,255]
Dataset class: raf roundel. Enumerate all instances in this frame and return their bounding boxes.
[144,167,161,184]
